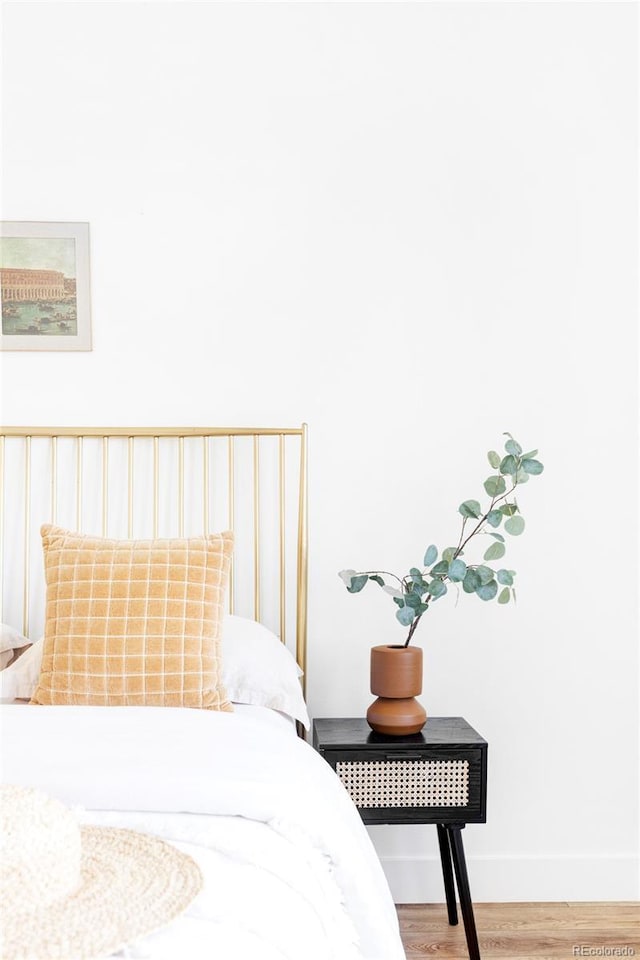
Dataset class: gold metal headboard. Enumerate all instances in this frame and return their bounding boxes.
[0,425,309,694]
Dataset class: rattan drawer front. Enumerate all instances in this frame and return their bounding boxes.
[336,759,469,808]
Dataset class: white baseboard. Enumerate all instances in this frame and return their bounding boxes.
[380,855,640,903]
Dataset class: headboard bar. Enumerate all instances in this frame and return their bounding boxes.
[23,436,31,637]
[0,426,303,437]
[296,423,308,684]
[0,425,309,697]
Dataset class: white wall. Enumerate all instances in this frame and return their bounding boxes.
[2,1,637,901]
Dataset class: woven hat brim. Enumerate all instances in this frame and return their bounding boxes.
[1,826,203,960]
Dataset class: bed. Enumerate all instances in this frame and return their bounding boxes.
[0,426,406,960]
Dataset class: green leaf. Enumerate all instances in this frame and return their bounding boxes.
[515,468,530,484]
[522,449,538,459]
[499,455,518,476]
[484,541,506,561]
[488,532,505,542]
[430,560,449,577]
[486,510,502,528]
[338,569,357,585]
[427,579,447,599]
[522,458,544,475]
[500,503,518,516]
[424,544,438,567]
[497,569,514,586]
[476,580,498,601]
[476,565,495,584]
[347,574,368,593]
[448,558,467,582]
[404,592,422,609]
[498,587,510,604]
[484,475,507,497]
[504,437,522,457]
[383,584,403,598]
[459,499,481,519]
[393,597,405,607]
[442,546,457,563]
[505,515,525,536]
[462,569,481,593]
[396,605,415,626]
[369,575,385,587]
[409,567,423,582]
[487,450,501,469]
[416,602,430,616]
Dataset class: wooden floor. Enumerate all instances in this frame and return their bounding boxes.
[397,902,640,959]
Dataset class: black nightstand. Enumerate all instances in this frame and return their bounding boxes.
[313,717,487,960]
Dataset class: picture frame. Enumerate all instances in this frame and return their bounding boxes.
[0,221,92,351]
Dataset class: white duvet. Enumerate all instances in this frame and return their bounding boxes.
[0,704,405,960]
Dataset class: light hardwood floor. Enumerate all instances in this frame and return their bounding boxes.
[396,902,640,959]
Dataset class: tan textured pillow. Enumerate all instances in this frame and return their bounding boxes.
[32,525,234,710]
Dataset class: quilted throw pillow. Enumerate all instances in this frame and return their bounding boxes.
[32,525,234,710]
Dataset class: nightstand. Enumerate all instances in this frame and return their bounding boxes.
[312,717,487,960]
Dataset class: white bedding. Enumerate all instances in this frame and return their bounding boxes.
[0,703,406,960]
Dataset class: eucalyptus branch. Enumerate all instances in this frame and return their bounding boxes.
[456,481,517,558]
[338,434,543,645]
[456,513,488,557]
[455,516,469,553]
[360,570,405,585]
[404,612,425,647]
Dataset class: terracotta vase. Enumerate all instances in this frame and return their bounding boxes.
[366,644,427,736]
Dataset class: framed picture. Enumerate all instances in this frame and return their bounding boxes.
[0,222,92,351]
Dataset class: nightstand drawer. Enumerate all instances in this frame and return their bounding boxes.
[321,746,486,824]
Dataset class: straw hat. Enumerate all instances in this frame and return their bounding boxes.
[0,784,203,959]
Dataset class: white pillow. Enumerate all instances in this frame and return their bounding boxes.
[1,638,41,699]
[221,615,309,729]
[0,623,31,671]
[1,616,310,729]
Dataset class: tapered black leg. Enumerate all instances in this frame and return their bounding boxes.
[447,824,481,960]
[437,823,458,925]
